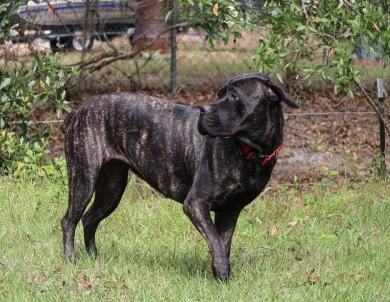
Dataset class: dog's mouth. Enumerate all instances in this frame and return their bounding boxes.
[197,120,210,136]
[197,120,232,138]
[198,110,217,136]
[198,106,235,138]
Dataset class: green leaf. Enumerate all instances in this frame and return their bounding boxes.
[197,26,209,36]
[301,67,313,72]
[198,0,204,11]
[2,102,10,112]
[164,10,173,23]
[232,31,242,39]
[216,31,225,38]
[203,0,213,7]
[278,52,290,58]
[346,88,354,98]
[275,73,283,83]
[334,84,340,95]
[0,78,11,90]
[61,90,66,101]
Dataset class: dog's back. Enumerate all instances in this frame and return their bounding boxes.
[63,92,202,202]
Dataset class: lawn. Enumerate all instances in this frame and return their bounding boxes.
[0,176,390,301]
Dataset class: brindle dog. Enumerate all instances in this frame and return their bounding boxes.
[61,73,298,281]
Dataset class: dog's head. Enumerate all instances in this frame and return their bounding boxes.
[198,73,299,139]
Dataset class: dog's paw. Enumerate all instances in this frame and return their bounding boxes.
[214,274,231,283]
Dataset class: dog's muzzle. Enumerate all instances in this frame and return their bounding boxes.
[198,105,217,136]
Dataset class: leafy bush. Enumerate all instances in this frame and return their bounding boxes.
[0,1,20,44]
[0,53,77,177]
[0,54,78,177]
[0,0,77,179]
[0,1,76,179]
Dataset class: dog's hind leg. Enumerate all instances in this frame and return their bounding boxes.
[82,160,129,258]
[62,166,98,262]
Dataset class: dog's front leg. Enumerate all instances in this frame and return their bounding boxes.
[183,197,230,281]
[214,209,242,262]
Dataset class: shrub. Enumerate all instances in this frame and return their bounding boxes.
[0,53,78,177]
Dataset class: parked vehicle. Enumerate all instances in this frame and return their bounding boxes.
[11,0,136,52]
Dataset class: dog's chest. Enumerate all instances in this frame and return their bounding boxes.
[210,169,271,210]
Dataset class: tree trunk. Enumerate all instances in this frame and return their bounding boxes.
[135,0,171,54]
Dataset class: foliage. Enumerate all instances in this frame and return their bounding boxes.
[181,0,389,95]
[0,1,78,177]
[180,0,250,48]
[0,53,78,177]
[0,1,21,44]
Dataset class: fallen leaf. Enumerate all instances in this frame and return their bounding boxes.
[306,268,321,285]
[287,221,298,227]
[373,22,381,32]
[308,268,315,278]
[311,275,321,284]
[337,2,344,9]
[240,242,248,249]
[270,224,277,236]
[355,274,364,281]
[213,3,219,16]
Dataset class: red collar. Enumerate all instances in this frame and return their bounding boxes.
[239,137,283,166]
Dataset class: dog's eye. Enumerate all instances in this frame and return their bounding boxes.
[230,92,238,101]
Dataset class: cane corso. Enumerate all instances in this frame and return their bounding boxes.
[61,73,298,281]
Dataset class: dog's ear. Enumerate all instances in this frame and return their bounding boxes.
[263,84,299,108]
[264,80,299,109]
[250,73,299,109]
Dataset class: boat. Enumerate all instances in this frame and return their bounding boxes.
[12,0,137,51]
[17,0,136,29]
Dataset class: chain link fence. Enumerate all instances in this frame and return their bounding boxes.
[2,0,389,93]
[1,0,262,92]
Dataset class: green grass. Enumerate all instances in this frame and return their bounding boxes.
[1,176,390,301]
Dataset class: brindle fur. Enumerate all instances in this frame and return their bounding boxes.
[61,73,298,281]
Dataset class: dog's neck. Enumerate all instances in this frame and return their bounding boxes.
[237,134,283,166]
[237,136,264,154]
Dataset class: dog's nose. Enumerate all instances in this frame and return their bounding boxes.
[200,105,213,114]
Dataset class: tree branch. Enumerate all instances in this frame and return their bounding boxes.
[65,22,189,73]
